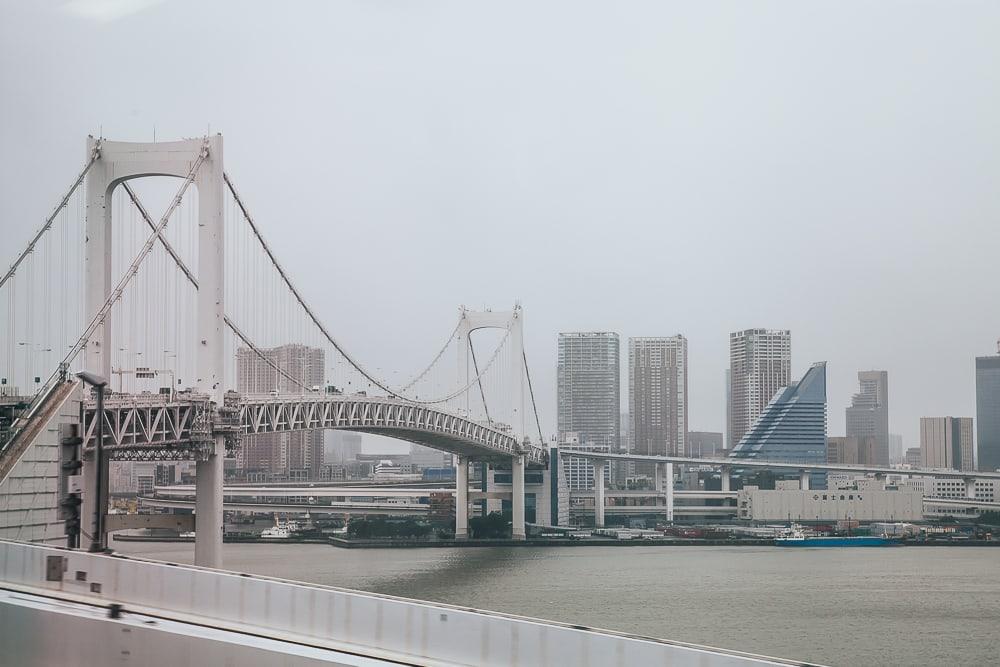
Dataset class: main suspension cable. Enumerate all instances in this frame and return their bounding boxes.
[123,183,310,394]
[1,141,101,290]
[398,319,461,392]
[224,171,511,405]
[523,350,545,445]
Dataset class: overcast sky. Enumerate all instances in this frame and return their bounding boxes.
[2,1,999,452]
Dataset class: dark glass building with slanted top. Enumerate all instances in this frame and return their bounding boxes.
[729,361,828,468]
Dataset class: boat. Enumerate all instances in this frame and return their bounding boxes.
[775,526,899,547]
[260,517,302,539]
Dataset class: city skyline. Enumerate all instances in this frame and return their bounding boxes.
[3,3,998,451]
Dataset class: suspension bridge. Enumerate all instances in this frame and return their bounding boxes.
[0,135,547,568]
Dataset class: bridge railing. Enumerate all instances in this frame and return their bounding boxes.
[0,539,806,667]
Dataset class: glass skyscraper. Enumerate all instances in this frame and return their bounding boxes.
[729,361,827,465]
[976,347,1000,472]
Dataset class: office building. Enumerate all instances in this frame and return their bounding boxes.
[628,336,687,458]
[846,371,889,466]
[236,343,325,479]
[827,435,878,466]
[977,344,1000,472]
[727,329,791,448]
[904,477,1000,502]
[920,417,974,472]
[736,484,922,522]
[828,436,857,465]
[729,362,827,465]
[687,431,724,458]
[557,332,620,451]
[904,447,922,467]
[558,433,612,490]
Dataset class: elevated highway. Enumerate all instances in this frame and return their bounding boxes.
[139,496,429,517]
[561,449,1000,481]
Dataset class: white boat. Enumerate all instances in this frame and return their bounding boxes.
[260,517,301,539]
[260,525,291,539]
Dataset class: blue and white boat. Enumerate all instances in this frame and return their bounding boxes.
[775,526,899,547]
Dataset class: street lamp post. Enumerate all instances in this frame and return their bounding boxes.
[77,371,108,553]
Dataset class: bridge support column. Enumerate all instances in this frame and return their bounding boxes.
[720,465,730,493]
[593,459,606,528]
[455,455,469,539]
[195,440,224,568]
[664,462,674,522]
[512,454,525,540]
[965,478,976,499]
[194,134,226,569]
[80,448,110,551]
[800,470,810,491]
[654,462,664,493]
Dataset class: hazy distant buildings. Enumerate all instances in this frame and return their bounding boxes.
[826,437,853,465]
[324,431,362,465]
[919,417,974,472]
[557,332,620,451]
[976,344,1000,472]
[236,343,325,479]
[410,443,453,470]
[846,371,889,466]
[628,336,687,458]
[727,329,791,448]
[904,447,922,467]
[730,362,827,465]
[889,433,904,465]
[687,431,723,458]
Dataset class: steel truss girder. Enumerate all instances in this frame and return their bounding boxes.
[83,394,547,465]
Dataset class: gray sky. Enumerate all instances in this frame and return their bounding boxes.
[2,0,999,451]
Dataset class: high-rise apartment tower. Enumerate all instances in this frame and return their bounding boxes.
[236,344,325,479]
[727,329,791,448]
[628,336,687,457]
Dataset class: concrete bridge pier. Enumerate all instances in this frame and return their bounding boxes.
[455,455,469,539]
[720,465,731,493]
[965,477,977,499]
[654,461,675,522]
[593,459,606,528]
[512,454,525,540]
[664,462,674,522]
[800,469,810,491]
